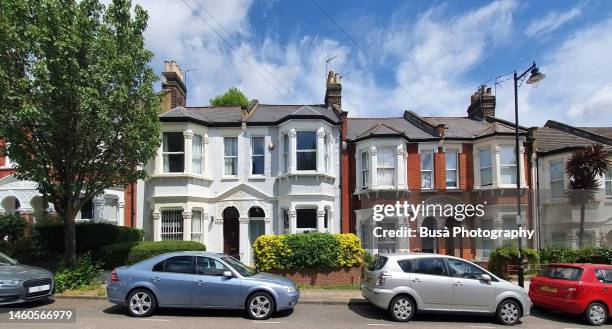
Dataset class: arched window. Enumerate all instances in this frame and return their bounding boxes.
[248,206,265,218]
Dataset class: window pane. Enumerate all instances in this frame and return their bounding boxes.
[481,168,492,186]
[252,155,264,175]
[446,170,457,187]
[550,162,563,180]
[447,259,485,279]
[421,152,433,170]
[361,152,369,169]
[252,137,264,155]
[500,146,516,165]
[479,149,491,167]
[378,148,395,167]
[405,258,447,276]
[225,157,237,175]
[192,135,203,174]
[297,131,316,150]
[224,137,237,156]
[296,209,317,229]
[163,132,184,152]
[421,172,432,188]
[446,151,457,169]
[378,168,394,186]
[195,257,228,276]
[283,134,289,172]
[500,167,517,184]
[297,152,316,170]
[164,256,193,274]
[164,154,184,173]
[191,211,202,233]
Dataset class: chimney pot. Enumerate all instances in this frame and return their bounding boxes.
[324,70,342,108]
[467,84,496,120]
[161,60,187,111]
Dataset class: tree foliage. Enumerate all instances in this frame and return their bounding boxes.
[0,0,161,260]
[209,87,250,107]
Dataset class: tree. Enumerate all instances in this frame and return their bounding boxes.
[0,0,161,260]
[210,87,250,107]
[565,144,610,248]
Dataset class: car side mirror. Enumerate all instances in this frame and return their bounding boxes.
[222,270,233,278]
[480,274,492,282]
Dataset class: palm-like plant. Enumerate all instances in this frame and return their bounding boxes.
[565,144,610,247]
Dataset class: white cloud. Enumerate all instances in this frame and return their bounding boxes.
[525,6,582,38]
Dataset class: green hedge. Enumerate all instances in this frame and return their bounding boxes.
[97,240,206,269]
[488,246,539,279]
[253,233,364,271]
[540,246,612,264]
[35,222,143,252]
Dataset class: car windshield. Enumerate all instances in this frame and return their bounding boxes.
[222,256,258,277]
[539,266,583,281]
[0,252,18,265]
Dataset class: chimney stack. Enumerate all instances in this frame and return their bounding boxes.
[161,60,187,112]
[324,70,342,108]
[467,85,495,120]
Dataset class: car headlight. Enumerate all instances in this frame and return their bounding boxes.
[286,285,297,293]
[0,280,22,287]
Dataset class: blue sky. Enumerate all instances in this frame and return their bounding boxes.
[133,0,612,127]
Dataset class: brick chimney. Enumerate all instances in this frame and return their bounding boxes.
[467,85,495,120]
[161,60,187,111]
[324,70,342,108]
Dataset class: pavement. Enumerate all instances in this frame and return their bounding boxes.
[0,297,602,329]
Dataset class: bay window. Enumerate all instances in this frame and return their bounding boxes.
[224,137,238,176]
[446,151,458,188]
[479,148,492,186]
[500,145,517,184]
[296,208,317,230]
[192,134,203,174]
[421,151,433,189]
[377,147,395,186]
[296,131,316,171]
[606,168,612,196]
[550,161,564,198]
[251,137,264,175]
[163,132,184,173]
[361,151,369,188]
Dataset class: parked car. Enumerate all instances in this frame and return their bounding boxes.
[529,263,612,326]
[362,253,531,325]
[0,252,54,305]
[107,251,299,319]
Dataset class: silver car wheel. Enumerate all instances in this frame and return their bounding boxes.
[249,295,272,319]
[589,304,606,325]
[392,297,412,320]
[129,292,152,315]
[500,301,519,324]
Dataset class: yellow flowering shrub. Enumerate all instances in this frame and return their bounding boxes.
[335,233,365,268]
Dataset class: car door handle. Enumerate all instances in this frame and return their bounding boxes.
[454,281,463,286]
[603,288,609,292]
[196,280,205,286]
[411,278,421,283]
[151,277,161,282]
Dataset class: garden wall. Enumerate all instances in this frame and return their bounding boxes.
[270,266,361,286]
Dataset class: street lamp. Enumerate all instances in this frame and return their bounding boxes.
[513,62,545,288]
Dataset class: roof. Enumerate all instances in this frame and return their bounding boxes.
[347,117,433,140]
[535,121,612,154]
[159,103,341,126]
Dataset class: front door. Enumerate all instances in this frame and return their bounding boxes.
[223,207,240,258]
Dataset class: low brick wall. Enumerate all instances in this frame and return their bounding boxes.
[270,266,362,286]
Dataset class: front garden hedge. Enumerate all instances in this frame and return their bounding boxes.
[488,246,539,279]
[97,240,206,269]
[35,222,143,253]
[540,245,612,264]
[253,233,364,271]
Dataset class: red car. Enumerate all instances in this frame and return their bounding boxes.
[529,263,612,326]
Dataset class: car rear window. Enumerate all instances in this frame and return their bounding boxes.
[398,258,447,276]
[539,266,583,281]
[595,269,612,283]
[368,256,388,271]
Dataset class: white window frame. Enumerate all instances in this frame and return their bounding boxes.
[283,134,289,173]
[377,146,396,187]
[295,207,317,232]
[550,161,564,199]
[324,134,330,173]
[162,132,184,173]
[445,150,458,188]
[421,150,434,189]
[499,145,517,185]
[296,131,317,171]
[479,148,493,187]
[191,210,203,242]
[192,134,204,175]
[224,136,238,176]
[361,151,369,189]
[161,210,183,240]
[251,136,265,176]
[605,168,612,196]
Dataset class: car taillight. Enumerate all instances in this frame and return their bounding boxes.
[377,271,391,287]
[111,270,119,282]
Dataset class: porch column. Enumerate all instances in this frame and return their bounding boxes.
[316,128,325,173]
[183,129,193,174]
[288,209,297,234]
[493,146,501,188]
[396,144,406,189]
[289,129,297,173]
[371,146,378,187]
[118,201,125,226]
[264,217,272,235]
[154,143,163,174]
[182,211,192,241]
[93,196,105,221]
[519,146,527,188]
[317,209,326,233]
[239,217,250,264]
[153,212,161,241]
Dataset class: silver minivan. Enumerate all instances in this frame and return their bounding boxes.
[362,253,531,325]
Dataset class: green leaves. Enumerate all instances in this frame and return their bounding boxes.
[210,87,250,107]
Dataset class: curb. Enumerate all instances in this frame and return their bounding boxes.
[53,295,369,305]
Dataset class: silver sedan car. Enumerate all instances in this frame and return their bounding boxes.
[362,253,531,325]
[0,252,54,305]
[107,251,299,320]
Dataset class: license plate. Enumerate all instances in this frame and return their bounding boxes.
[540,286,557,293]
[28,284,50,293]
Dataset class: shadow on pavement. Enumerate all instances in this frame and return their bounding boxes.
[530,307,609,326]
[348,303,520,325]
[0,298,55,310]
[103,305,294,320]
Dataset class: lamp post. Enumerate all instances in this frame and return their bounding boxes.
[513,62,545,288]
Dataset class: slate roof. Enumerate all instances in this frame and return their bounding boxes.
[160,106,242,124]
[247,104,340,124]
[346,117,433,140]
[535,121,612,154]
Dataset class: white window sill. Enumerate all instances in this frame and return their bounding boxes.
[220,176,239,181]
[151,173,213,181]
[354,186,409,195]
[248,175,267,181]
[277,172,336,180]
[296,228,318,234]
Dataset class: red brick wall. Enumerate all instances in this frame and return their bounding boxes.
[123,183,136,227]
[407,143,420,190]
[340,112,351,233]
[271,266,361,286]
[434,148,445,190]
[459,143,473,189]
